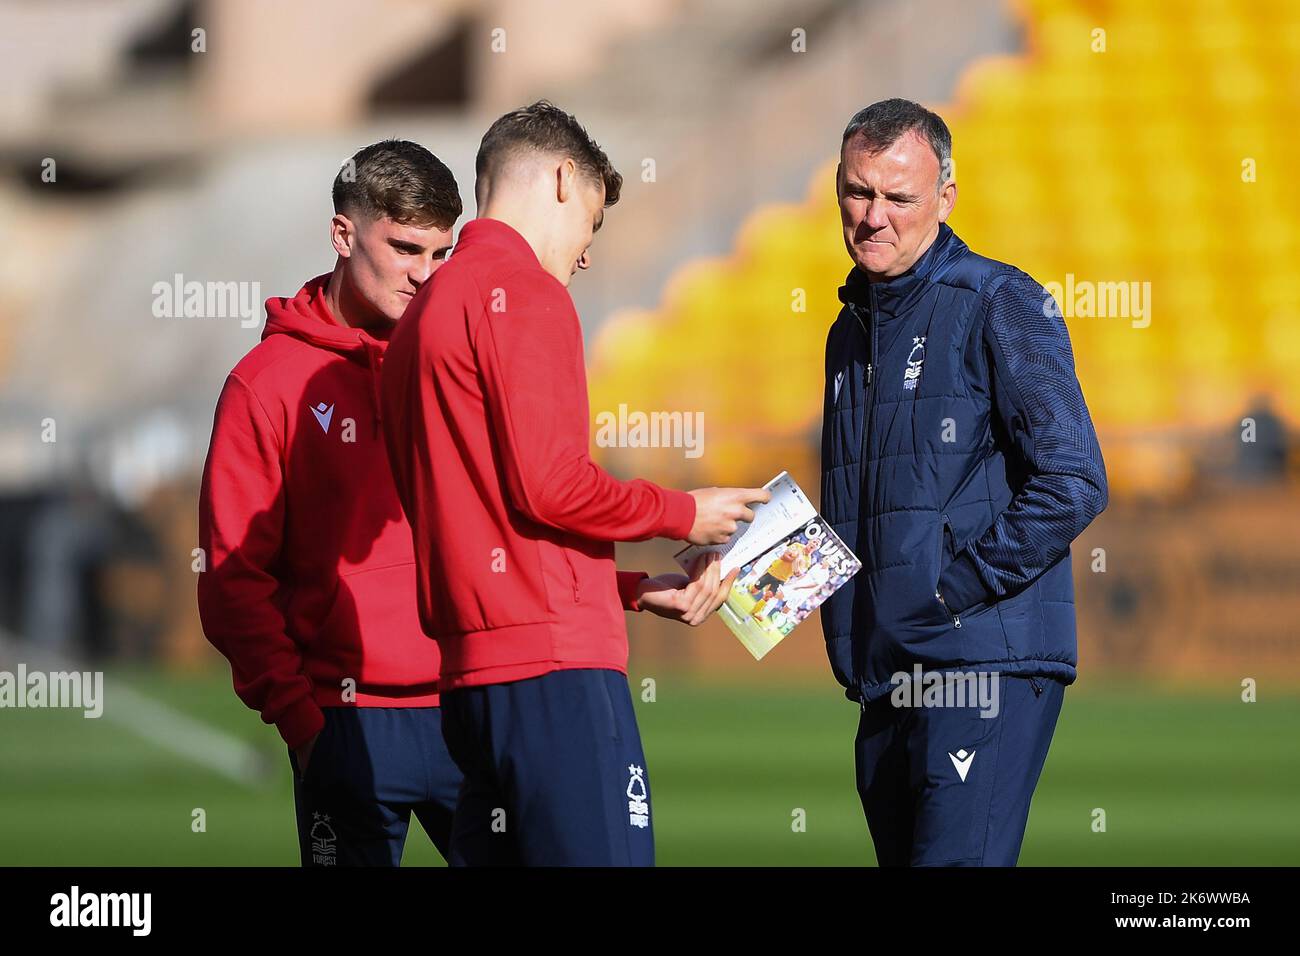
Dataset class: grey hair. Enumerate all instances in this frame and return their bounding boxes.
[841,98,953,190]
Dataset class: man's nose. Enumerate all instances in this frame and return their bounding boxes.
[577,250,591,270]
[864,197,890,231]
[412,258,437,286]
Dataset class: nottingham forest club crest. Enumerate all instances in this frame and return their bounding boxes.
[310,812,337,865]
[627,764,650,829]
[903,336,926,391]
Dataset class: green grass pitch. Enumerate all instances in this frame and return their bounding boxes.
[1,668,1296,866]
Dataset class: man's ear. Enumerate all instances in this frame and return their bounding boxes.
[556,157,577,203]
[330,213,355,258]
[937,179,957,224]
[834,161,843,200]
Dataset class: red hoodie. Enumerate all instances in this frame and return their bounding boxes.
[381,218,696,690]
[198,275,442,750]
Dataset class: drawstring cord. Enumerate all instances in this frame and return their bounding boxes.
[360,334,383,439]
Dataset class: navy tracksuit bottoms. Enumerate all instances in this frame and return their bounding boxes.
[288,706,463,866]
[439,668,655,867]
[855,673,1065,866]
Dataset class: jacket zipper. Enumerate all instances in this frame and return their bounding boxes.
[850,293,876,445]
[852,291,877,711]
[856,296,962,633]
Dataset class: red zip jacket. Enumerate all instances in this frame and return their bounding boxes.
[198,275,442,749]
[381,218,696,690]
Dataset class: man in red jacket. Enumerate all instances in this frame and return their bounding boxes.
[197,140,467,866]
[381,101,769,866]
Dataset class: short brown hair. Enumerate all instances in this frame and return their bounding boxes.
[842,98,952,190]
[332,139,462,229]
[476,100,622,206]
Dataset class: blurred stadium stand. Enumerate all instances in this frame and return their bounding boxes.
[0,0,1295,685]
[587,0,1300,681]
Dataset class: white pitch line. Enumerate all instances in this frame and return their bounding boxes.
[0,630,272,788]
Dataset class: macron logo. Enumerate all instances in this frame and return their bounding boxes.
[833,370,845,402]
[310,401,334,434]
[948,748,976,782]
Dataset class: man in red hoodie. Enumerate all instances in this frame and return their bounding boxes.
[381,102,770,866]
[197,140,467,866]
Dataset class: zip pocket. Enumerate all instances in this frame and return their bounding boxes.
[562,548,581,603]
[938,514,961,629]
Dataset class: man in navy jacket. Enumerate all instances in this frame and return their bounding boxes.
[821,99,1107,866]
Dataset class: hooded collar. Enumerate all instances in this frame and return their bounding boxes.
[262,274,391,434]
[261,274,392,353]
[837,222,966,319]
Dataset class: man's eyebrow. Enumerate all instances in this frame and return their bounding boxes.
[593,209,604,233]
[844,178,917,202]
